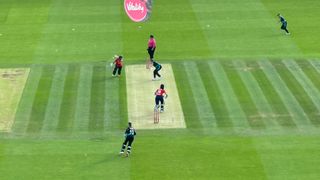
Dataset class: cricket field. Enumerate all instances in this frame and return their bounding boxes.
[1,0,320,179]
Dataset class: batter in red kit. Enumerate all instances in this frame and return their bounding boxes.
[154,84,168,113]
[112,55,123,77]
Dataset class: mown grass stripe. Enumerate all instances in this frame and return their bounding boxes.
[282,60,320,125]
[288,60,320,105]
[221,61,266,129]
[259,60,312,127]
[26,66,55,134]
[41,65,68,134]
[309,60,320,72]
[272,60,319,126]
[197,62,233,128]
[308,60,320,94]
[246,61,296,128]
[89,65,106,132]
[234,61,279,129]
[184,62,216,128]
[208,61,249,129]
[172,63,202,129]
[73,64,93,133]
[12,66,42,134]
[56,65,80,133]
[104,68,120,130]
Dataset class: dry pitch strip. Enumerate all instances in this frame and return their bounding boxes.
[126,64,186,129]
[0,68,29,132]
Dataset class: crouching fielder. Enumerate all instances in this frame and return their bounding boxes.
[119,122,136,157]
[152,60,162,81]
[155,84,168,113]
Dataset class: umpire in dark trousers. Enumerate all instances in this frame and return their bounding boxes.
[147,35,156,61]
[119,122,136,157]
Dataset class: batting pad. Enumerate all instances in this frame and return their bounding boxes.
[126,64,186,129]
[0,68,30,132]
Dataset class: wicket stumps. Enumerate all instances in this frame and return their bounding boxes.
[154,105,160,123]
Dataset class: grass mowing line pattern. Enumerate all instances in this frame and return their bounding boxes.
[247,61,296,128]
[234,60,279,129]
[12,66,43,134]
[208,61,249,129]
[41,65,68,135]
[89,65,106,132]
[282,60,320,125]
[56,65,80,133]
[289,60,320,102]
[222,61,266,129]
[0,68,29,132]
[183,62,216,128]
[73,64,93,133]
[272,60,320,126]
[308,60,320,93]
[26,66,55,134]
[104,67,120,130]
[197,62,233,128]
[259,60,312,128]
[172,63,202,129]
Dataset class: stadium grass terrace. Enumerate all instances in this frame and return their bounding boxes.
[1,0,320,179]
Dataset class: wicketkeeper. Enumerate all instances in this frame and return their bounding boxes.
[152,60,162,80]
[119,122,136,157]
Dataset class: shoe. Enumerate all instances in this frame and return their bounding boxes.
[112,74,115,77]
[119,151,124,156]
[118,75,121,77]
[160,109,164,113]
[152,78,156,81]
[125,153,129,157]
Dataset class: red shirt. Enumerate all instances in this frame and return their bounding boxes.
[155,89,166,96]
[148,38,156,49]
[114,58,123,67]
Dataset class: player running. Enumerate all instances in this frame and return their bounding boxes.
[119,122,137,157]
[152,60,162,81]
[277,13,290,35]
[112,55,123,77]
[154,84,168,114]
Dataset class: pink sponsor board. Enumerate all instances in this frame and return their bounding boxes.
[124,0,152,22]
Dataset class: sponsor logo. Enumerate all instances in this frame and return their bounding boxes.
[124,0,152,22]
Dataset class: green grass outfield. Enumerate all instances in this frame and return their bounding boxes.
[1,0,320,179]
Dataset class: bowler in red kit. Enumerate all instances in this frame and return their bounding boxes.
[154,84,168,113]
[112,55,123,77]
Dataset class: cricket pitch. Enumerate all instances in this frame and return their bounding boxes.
[126,64,186,129]
[0,68,29,132]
